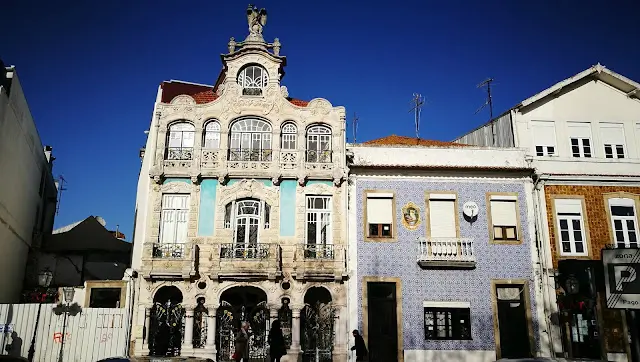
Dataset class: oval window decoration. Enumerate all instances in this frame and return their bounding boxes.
[401,202,421,230]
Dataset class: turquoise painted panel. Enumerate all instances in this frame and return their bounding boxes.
[163,178,191,184]
[279,180,297,236]
[198,179,218,236]
[306,180,332,186]
[227,178,273,187]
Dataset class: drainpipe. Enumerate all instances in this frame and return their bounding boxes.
[532,173,560,357]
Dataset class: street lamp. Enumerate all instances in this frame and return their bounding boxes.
[566,275,580,295]
[54,287,82,362]
[27,268,53,362]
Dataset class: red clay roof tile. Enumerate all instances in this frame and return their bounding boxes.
[161,81,309,106]
[362,135,469,147]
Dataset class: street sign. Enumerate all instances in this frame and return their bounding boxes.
[603,248,640,309]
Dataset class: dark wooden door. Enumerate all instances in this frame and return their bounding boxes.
[496,285,532,359]
[367,282,398,362]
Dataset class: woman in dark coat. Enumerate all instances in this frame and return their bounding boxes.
[268,320,287,362]
[234,321,250,362]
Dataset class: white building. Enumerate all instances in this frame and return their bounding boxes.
[456,64,640,361]
[130,6,349,361]
[0,61,57,303]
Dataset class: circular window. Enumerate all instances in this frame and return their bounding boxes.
[198,281,207,290]
[281,281,291,290]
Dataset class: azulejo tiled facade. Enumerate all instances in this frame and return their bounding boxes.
[354,178,540,351]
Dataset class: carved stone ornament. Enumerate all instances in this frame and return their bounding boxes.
[218,174,229,185]
[161,181,194,194]
[170,95,196,106]
[280,85,289,98]
[153,175,162,184]
[271,174,282,186]
[190,175,200,184]
[332,169,345,186]
[307,99,332,116]
[297,173,307,186]
[216,83,225,96]
[220,179,278,206]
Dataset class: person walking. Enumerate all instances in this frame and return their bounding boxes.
[350,329,368,361]
[233,321,251,362]
[268,320,287,362]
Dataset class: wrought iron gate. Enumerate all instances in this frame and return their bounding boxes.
[301,302,335,362]
[217,300,270,361]
[149,301,185,357]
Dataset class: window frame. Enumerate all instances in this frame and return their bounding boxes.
[599,122,627,159]
[566,122,593,158]
[237,64,269,96]
[203,120,221,149]
[159,193,191,245]
[531,120,557,157]
[305,195,333,246]
[551,195,591,259]
[281,122,298,150]
[228,118,273,162]
[84,281,126,309]
[223,198,271,232]
[363,190,397,242]
[423,302,472,341]
[425,192,459,239]
[603,192,640,249]
[486,193,522,245]
[165,122,195,160]
[306,125,332,163]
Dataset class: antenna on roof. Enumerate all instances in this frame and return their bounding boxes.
[408,93,425,140]
[55,175,67,216]
[475,78,495,121]
[352,112,359,143]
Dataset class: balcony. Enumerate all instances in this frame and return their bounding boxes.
[141,242,198,279]
[201,149,223,170]
[417,237,475,269]
[227,148,273,171]
[305,150,334,171]
[164,147,193,169]
[210,243,281,280]
[293,243,347,281]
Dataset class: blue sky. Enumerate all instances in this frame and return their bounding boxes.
[3,1,639,240]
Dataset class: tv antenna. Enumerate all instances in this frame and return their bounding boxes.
[408,93,425,139]
[55,175,67,216]
[351,112,359,143]
[475,78,495,121]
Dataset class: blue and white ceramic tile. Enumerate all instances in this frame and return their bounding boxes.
[355,179,540,351]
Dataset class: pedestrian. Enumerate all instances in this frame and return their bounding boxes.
[268,319,287,362]
[350,329,368,361]
[233,321,251,362]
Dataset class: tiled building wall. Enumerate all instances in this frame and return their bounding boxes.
[356,178,540,351]
[544,184,640,354]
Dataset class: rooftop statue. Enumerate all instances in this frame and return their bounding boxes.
[247,4,267,36]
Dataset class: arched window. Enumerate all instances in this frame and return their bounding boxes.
[166,122,195,160]
[281,122,297,150]
[223,198,271,259]
[237,65,269,96]
[306,125,332,163]
[229,118,272,161]
[203,121,221,149]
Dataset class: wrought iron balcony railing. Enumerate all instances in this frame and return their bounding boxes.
[417,237,475,268]
[228,148,273,162]
[219,243,271,259]
[165,147,193,161]
[141,242,197,279]
[306,150,332,163]
[302,243,335,259]
[294,243,346,281]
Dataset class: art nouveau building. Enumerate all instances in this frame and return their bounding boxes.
[130,9,348,361]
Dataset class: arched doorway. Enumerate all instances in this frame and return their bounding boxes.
[217,286,270,361]
[301,287,335,362]
[149,286,185,357]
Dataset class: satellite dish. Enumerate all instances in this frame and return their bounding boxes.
[463,202,479,218]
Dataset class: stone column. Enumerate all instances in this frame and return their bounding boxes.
[333,305,348,362]
[205,305,217,353]
[291,305,302,351]
[183,308,194,350]
[144,306,152,350]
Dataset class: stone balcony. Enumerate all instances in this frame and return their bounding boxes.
[140,242,198,279]
[154,148,341,181]
[417,237,476,269]
[209,243,281,280]
[292,243,347,281]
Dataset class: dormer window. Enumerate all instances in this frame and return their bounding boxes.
[237,65,268,96]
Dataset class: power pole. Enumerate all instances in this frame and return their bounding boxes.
[55,175,67,216]
[475,78,495,122]
[352,112,359,143]
[408,93,425,139]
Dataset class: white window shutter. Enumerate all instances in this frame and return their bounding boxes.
[490,200,517,227]
[175,209,189,243]
[367,196,393,224]
[555,199,582,214]
[160,194,190,244]
[429,200,456,238]
[168,132,182,148]
[600,123,625,144]
[160,209,176,243]
[567,122,592,138]
[531,121,556,146]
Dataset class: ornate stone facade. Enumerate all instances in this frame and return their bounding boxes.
[131,10,348,362]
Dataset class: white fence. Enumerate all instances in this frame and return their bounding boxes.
[0,304,128,362]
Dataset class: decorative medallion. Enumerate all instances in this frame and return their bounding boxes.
[401,202,421,231]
